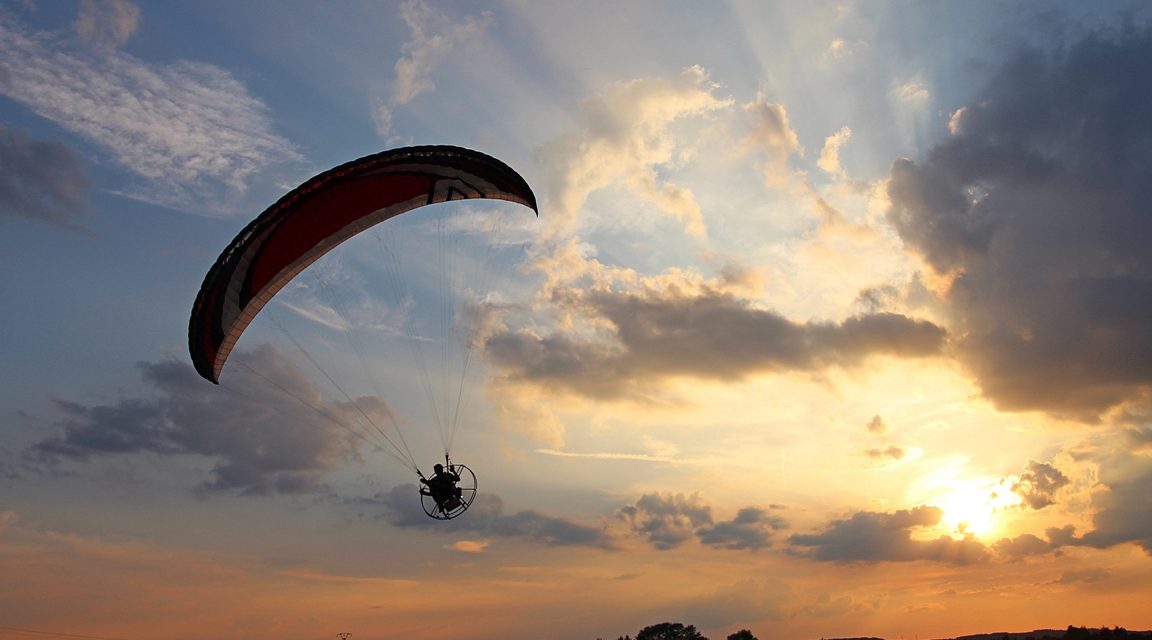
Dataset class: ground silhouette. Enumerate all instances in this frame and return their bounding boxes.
[600,623,1149,640]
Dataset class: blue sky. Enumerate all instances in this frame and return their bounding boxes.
[3,2,1152,640]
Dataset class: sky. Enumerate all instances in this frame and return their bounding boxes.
[2,1,1152,639]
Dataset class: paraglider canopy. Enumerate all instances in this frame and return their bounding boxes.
[188,145,538,384]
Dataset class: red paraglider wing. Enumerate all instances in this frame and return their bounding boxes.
[188,145,538,383]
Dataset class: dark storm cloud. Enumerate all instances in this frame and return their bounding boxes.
[789,506,989,564]
[887,26,1152,417]
[617,493,788,551]
[0,125,91,229]
[368,485,617,549]
[487,287,946,401]
[29,345,359,495]
[1011,460,1070,509]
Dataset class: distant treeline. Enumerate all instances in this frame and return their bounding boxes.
[1019,627,1145,640]
[599,623,1150,640]
[956,626,1151,640]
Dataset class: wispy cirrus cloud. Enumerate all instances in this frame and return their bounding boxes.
[0,14,298,215]
[74,0,141,53]
[537,65,732,240]
[535,449,681,463]
[373,0,492,137]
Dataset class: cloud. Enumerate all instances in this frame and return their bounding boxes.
[538,66,732,239]
[993,533,1054,560]
[0,511,16,533]
[28,345,365,495]
[1080,454,1152,555]
[817,126,852,178]
[1045,524,1079,548]
[445,539,489,553]
[892,80,930,108]
[741,93,803,185]
[617,493,787,551]
[0,125,91,229]
[618,493,711,550]
[0,16,298,214]
[825,38,854,61]
[1123,425,1152,449]
[374,0,492,136]
[1011,460,1070,510]
[866,415,887,434]
[535,449,679,463]
[864,445,906,460]
[1052,569,1110,585]
[485,261,947,402]
[1002,443,1152,557]
[368,485,616,550]
[789,506,989,564]
[74,0,140,52]
[993,525,1080,560]
[278,300,352,332]
[696,507,789,551]
[886,26,1152,418]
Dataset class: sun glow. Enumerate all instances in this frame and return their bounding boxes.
[938,485,997,536]
[935,480,1022,538]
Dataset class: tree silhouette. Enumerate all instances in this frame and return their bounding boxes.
[727,631,758,640]
[635,622,709,640]
[1066,627,1093,640]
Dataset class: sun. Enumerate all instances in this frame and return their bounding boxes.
[938,486,997,536]
[935,480,1021,538]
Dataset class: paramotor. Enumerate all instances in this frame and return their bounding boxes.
[188,145,537,520]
